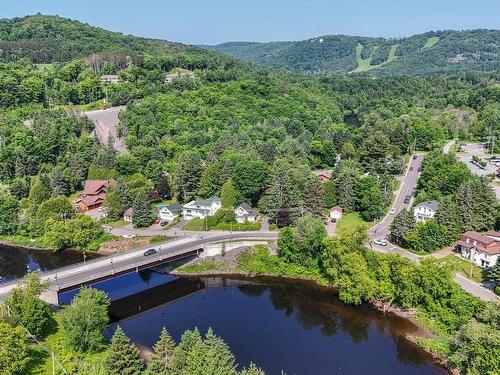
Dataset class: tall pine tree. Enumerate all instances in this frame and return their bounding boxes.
[302,177,324,218]
[132,189,154,228]
[147,327,176,375]
[105,326,144,375]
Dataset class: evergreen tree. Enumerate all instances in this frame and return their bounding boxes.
[268,160,300,227]
[221,177,237,208]
[240,363,266,375]
[389,209,415,245]
[132,189,154,228]
[175,151,202,201]
[485,261,500,283]
[147,327,176,374]
[116,178,132,214]
[28,178,50,214]
[457,177,496,231]
[50,165,69,197]
[170,328,203,373]
[105,326,144,375]
[435,196,462,244]
[201,328,237,375]
[155,174,172,200]
[333,163,359,212]
[356,176,384,221]
[302,177,324,218]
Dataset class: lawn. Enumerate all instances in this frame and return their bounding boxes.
[386,44,399,63]
[438,254,484,283]
[336,212,371,235]
[149,235,173,244]
[182,219,261,232]
[353,43,377,72]
[177,260,223,273]
[423,36,440,49]
[106,220,129,228]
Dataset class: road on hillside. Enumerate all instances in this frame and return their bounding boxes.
[369,154,424,242]
[84,106,126,153]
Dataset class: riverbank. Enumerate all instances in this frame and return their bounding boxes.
[172,246,455,373]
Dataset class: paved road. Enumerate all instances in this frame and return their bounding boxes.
[369,153,424,241]
[0,233,278,300]
[84,106,126,153]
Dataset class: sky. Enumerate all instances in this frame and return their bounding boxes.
[1,0,499,45]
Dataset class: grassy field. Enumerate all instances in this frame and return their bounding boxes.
[177,260,223,273]
[336,212,371,235]
[149,235,173,244]
[353,43,398,73]
[387,44,399,63]
[423,36,440,49]
[182,219,261,232]
[438,254,484,283]
[106,220,129,228]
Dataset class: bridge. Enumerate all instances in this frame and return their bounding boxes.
[0,233,277,304]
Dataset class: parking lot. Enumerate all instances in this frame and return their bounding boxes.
[457,143,500,199]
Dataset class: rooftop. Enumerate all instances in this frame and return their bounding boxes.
[414,200,439,212]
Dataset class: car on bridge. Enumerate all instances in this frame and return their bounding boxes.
[143,248,157,256]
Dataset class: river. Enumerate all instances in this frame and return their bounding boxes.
[0,244,94,282]
[58,268,446,375]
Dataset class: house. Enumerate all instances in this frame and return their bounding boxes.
[413,200,438,223]
[123,207,133,222]
[159,202,182,222]
[75,179,116,212]
[182,197,221,220]
[100,75,119,85]
[313,170,333,183]
[455,231,500,268]
[329,206,343,222]
[164,69,196,83]
[235,203,257,223]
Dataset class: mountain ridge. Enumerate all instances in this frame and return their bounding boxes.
[204,29,500,76]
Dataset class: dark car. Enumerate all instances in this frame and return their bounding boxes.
[160,221,168,227]
[143,248,157,256]
[410,167,414,171]
[404,195,411,204]
[412,155,417,160]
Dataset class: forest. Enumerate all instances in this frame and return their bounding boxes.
[208,29,500,76]
[0,13,498,375]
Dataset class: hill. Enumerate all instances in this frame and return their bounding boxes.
[205,30,500,76]
[0,14,227,64]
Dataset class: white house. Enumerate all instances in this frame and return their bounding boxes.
[159,202,182,222]
[456,231,500,268]
[329,206,343,222]
[123,207,133,222]
[182,197,221,220]
[413,200,438,223]
[235,203,257,223]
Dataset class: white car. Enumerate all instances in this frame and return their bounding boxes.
[389,209,396,215]
[122,234,136,239]
[374,239,387,246]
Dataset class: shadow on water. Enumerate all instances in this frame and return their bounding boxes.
[101,274,447,375]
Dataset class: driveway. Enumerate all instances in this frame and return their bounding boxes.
[456,143,499,199]
[84,106,126,153]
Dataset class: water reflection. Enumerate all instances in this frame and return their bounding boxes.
[106,276,446,375]
[0,244,90,281]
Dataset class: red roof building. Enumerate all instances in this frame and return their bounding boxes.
[75,179,116,212]
[456,231,500,268]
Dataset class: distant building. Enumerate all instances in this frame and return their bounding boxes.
[182,197,221,220]
[123,207,133,222]
[413,200,438,223]
[329,206,343,222]
[235,203,257,223]
[164,69,196,83]
[100,75,119,85]
[313,170,333,183]
[159,202,182,222]
[456,231,500,268]
[75,180,116,212]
